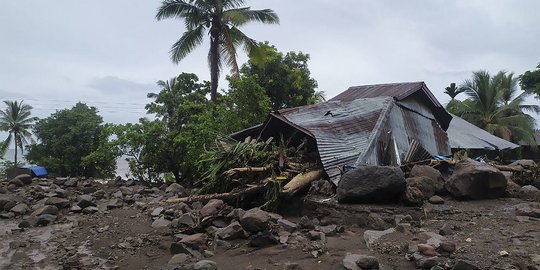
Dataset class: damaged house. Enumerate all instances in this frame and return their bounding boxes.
[233,82,453,185]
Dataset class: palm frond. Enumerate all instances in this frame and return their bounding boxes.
[224,8,280,26]
[170,24,205,63]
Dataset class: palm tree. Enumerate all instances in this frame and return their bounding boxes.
[156,0,280,101]
[444,82,464,100]
[0,101,38,164]
[455,70,539,144]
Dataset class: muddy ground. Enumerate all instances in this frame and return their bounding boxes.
[1,179,539,270]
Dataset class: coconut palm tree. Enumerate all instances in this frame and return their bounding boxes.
[444,82,464,100]
[156,0,279,101]
[456,70,539,144]
[0,100,38,164]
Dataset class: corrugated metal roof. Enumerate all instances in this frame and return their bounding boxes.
[330,82,452,130]
[447,113,519,150]
[274,97,394,184]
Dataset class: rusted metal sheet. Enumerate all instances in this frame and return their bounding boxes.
[274,97,394,184]
[330,82,452,130]
[447,113,518,150]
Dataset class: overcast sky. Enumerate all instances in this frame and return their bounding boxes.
[1,0,539,127]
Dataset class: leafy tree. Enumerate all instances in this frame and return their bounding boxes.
[239,42,320,110]
[25,103,119,178]
[0,101,38,164]
[520,62,540,97]
[225,75,271,130]
[155,0,279,101]
[449,70,539,144]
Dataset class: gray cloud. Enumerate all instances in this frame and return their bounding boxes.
[88,76,155,94]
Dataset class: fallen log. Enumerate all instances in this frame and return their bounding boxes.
[492,164,523,172]
[282,169,324,196]
[224,166,271,176]
[165,185,265,204]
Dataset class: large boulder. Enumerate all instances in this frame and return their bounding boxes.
[410,165,445,194]
[337,166,406,203]
[199,199,224,218]
[519,185,540,201]
[444,159,506,200]
[239,208,270,232]
[406,176,439,200]
[13,174,32,185]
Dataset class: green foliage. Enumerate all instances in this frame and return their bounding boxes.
[448,70,539,144]
[0,100,38,164]
[25,103,119,178]
[519,62,540,97]
[198,138,277,194]
[156,0,279,101]
[240,42,321,110]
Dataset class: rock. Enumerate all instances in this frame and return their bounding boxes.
[151,207,164,217]
[199,199,224,218]
[355,254,379,270]
[509,159,536,167]
[240,208,270,232]
[248,231,279,247]
[394,214,413,225]
[178,213,196,226]
[337,166,406,203]
[14,174,32,185]
[31,205,59,216]
[8,178,24,187]
[363,228,395,249]
[77,195,96,209]
[92,189,106,199]
[298,216,315,229]
[417,243,438,257]
[428,195,444,204]
[514,202,540,218]
[506,179,521,197]
[308,230,324,241]
[308,179,334,196]
[342,253,379,270]
[36,214,57,226]
[530,254,540,266]
[166,183,186,195]
[319,224,338,236]
[18,220,31,228]
[519,185,540,201]
[416,256,443,269]
[106,199,122,209]
[170,243,203,259]
[152,217,171,228]
[168,253,190,265]
[226,208,245,220]
[410,165,445,193]
[451,260,480,270]
[70,205,82,213]
[119,186,133,195]
[45,197,70,209]
[367,213,388,230]
[193,260,218,270]
[439,224,453,236]
[406,176,441,198]
[215,221,246,240]
[277,219,297,232]
[64,178,77,187]
[0,186,7,194]
[438,241,456,253]
[180,233,208,248]
[82,206,99,214]
[444,159,506,200]
[10,203,29,215]
[404,185,424,206]
[0,194,17,209]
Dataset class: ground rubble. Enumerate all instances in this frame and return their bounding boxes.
[0,158,540,269]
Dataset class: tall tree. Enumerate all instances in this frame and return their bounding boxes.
[156,0,279,101]
[0,101,37,164]
[451,70,539,144]
[26,103,119,178]
[520,62,540,97]
[239,42,320,110]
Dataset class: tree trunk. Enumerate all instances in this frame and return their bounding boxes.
[209,32,220,102]
[14,138,18,165]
